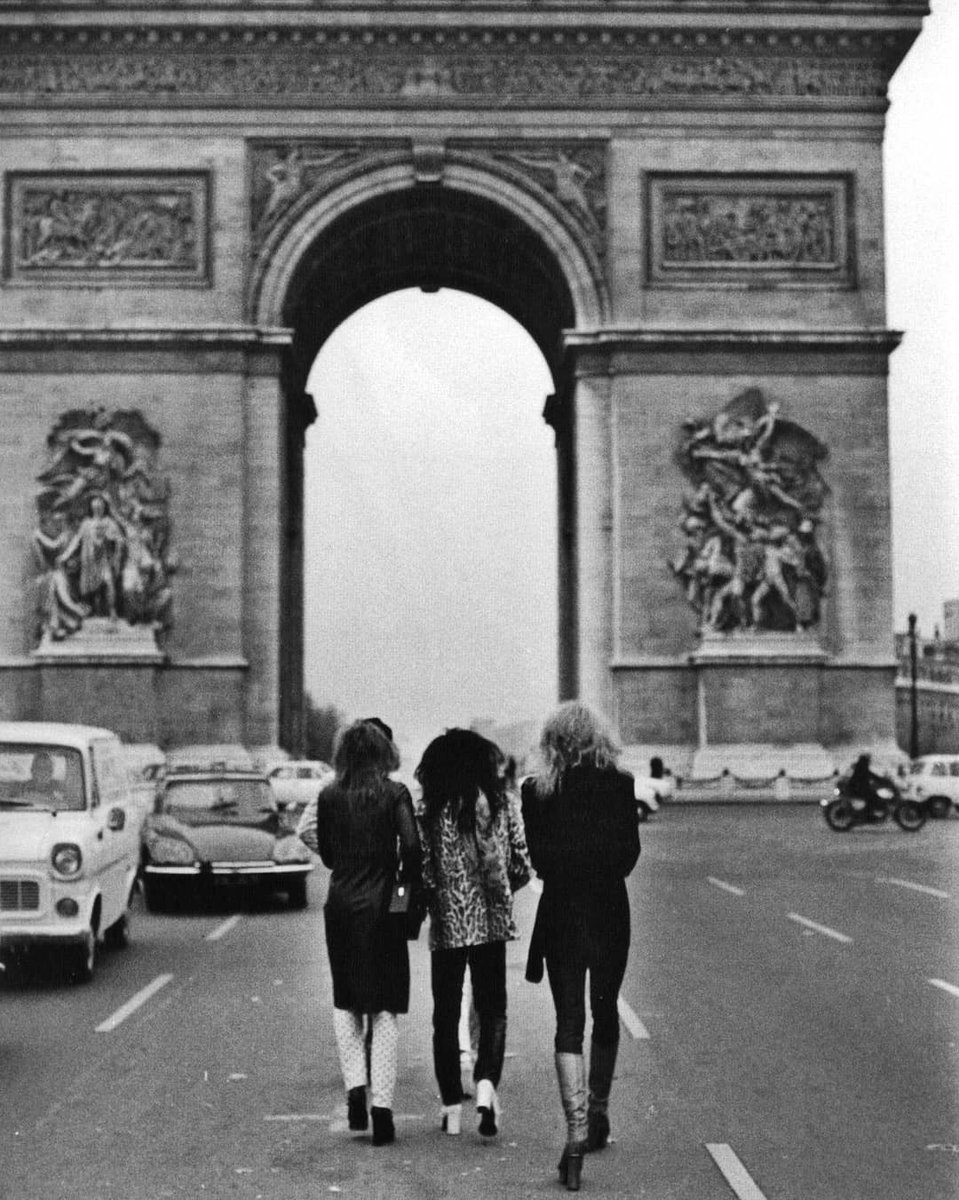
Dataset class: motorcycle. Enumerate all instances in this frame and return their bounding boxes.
[821,773,926,833]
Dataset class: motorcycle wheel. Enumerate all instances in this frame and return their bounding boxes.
[824,800,855,832]
[894,801,926,832]
[927,795,952,820]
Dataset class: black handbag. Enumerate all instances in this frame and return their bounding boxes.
[389,880,426,940]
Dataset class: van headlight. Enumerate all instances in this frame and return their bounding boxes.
[144,831,195,865]
[52,843,82,877]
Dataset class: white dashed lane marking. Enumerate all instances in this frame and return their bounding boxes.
[877,876,951,899]
[617,997,650,1040]
[96,973,174,1033]
[206,915,243,942]
[787,913,852,944]
[929,978,959,999]
[706,1144,770,1200]
[708,876,745,896]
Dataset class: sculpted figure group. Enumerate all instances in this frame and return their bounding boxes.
[672,387,829,634]
[32,408,176,642]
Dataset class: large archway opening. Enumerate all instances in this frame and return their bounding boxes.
[303,288,556,767]
[268,179,596,754]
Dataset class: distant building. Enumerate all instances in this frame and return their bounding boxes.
[896,604,959,755]
[944,598,959,644]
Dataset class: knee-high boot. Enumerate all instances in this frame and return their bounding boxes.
[586,1039,618,1151]
[554,1052,588,1191]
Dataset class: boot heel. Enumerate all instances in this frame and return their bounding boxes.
[564,1147,584,1191]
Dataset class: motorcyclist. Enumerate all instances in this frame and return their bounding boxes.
[846,753,888,820]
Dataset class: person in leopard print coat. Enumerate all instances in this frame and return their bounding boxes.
[415,728,531,1138]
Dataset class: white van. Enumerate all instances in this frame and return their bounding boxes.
[0,722,140,982]
[904,754,959,819]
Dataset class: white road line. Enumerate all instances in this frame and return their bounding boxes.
[878,877,951,899]
[706,1144,769,1200]
[206,915,243,942]
[787,913,852,944]
[530,877,543,895]
[708,876,745,896]
[929,978,959,998]
[264,1114,331,1122]
[617,997,650,1040]
[96,973,174,1033]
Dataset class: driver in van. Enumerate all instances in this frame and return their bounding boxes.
[21,751,64,806]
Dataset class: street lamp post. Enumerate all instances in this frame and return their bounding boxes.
[908,612,919,759]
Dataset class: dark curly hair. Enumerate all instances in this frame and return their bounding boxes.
[415,728,506,836]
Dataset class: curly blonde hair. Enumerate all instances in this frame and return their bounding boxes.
[533,700,620,795]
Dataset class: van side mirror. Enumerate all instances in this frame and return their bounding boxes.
[107,807,126,832]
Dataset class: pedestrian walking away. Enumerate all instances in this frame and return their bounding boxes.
[522,701,641,1192]
[415,728,532,1139]
[301,718,421,1146]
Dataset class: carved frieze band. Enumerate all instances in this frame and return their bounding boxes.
[4,173,210,285]
[251,139,607,260]
[0,26,899,105]
[646,174,853,288]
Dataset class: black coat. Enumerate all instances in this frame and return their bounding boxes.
[521,765,640,981]
[316,778,421,1014]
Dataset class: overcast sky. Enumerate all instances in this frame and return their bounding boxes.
[304,0,958,757]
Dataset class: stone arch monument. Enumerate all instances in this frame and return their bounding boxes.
[0,2,926,772]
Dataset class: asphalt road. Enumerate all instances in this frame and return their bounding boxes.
[2,805,957,1200]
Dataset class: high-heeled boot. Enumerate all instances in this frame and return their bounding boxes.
[554,1052,588,1191]
[347,1085,368,1131]
[586,1039,617,1151]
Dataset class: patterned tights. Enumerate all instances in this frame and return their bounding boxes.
[332,1008,398,1109]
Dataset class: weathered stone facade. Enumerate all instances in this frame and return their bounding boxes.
[0,2,927,760]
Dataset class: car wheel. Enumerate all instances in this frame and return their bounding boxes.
[143,877,170,913]
[927,795,952,819]
[287,877,309,909]
[104,911,130,950]
[67,928,97,985]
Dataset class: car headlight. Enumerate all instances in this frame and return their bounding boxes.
[52,843,82,877]
[273,836,311,864]
[144,831,196,865]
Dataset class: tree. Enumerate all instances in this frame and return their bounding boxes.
[303,694,343,763]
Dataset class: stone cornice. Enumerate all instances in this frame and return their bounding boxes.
[0,326,292,350]
[564,328,903,353]
[0,15,922,109]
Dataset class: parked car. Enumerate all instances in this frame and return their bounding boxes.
[141,762,313,911]
[904,754,959,818]
[267,760,334,818]
[0,722,140,982]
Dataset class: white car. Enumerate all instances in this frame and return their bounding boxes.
[904,755,959,818]
[268,760,334,818]
[0,722,141,982]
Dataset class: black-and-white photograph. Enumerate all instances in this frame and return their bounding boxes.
[1,2,956,1198]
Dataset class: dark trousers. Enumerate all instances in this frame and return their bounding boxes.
[431,941,507,1105]
[545,893,629,1054]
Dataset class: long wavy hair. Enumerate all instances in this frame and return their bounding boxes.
[416,728,506,836]
[532,700,620,797]
[332,719,399,799]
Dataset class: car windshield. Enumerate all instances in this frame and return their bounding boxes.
[0,744,85,811]
[161,778,276,827]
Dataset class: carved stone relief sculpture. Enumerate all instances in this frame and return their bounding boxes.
[6,173,209,284]
[672,388,829,635]
[33,409,176,644]
[647,174,852,288]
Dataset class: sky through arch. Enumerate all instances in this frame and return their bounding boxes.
[304,288,556,764]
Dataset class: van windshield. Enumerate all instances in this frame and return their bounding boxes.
[0,744,85,812]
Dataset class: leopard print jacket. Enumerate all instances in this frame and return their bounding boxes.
[417,791,531,952]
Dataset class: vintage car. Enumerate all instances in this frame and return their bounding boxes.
[267,759,334,818]
[141,762,313,911]
[0,721,140,983]
[904,754,959,818]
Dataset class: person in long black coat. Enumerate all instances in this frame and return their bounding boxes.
[307,718,421,1147]
[521,701,640,1192]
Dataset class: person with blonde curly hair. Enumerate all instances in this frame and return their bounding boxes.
[521,701,640,1191]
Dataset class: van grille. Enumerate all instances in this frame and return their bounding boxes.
[0,878,40,911]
